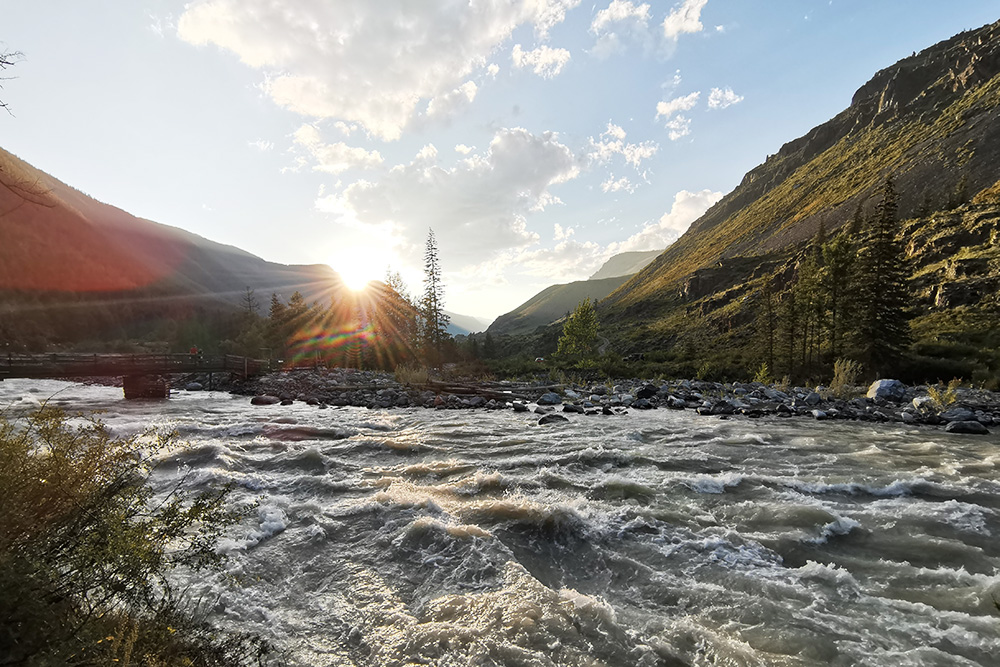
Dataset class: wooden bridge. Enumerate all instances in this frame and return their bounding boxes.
[0,353,271,398]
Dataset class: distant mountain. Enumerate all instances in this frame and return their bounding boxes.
[588,250,660,281]
[445,311,491,336]
[487,275,630,336]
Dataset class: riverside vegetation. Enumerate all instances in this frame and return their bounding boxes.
[0,408,275,666]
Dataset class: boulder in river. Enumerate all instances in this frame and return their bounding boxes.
[251,395,281,405]
[945,420,990,435]
[538,413,570,425]
[867,379,906,402]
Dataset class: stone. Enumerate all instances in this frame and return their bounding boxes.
[563,404,586,414]
[667,396,687,409]
[185,382,203,391]
[811,409,828,420]
[564,389,581,400]
[534,406,554,414]
[803,392,822,406]
[512,402,529,413]
[537,392,563,406]
[945,420,990,435]
[940,407,976,422]
[250,395,281,405]
[866,379,906,402]
[632,398,654,410]
[538,413,570,425]
[636,384,658,399]
[911,396,936,412]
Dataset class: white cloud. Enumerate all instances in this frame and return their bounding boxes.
[511,44,572,79]
[487,63,500,77]
[554,223,575,240]
[248,139,274,151]
[601,175,635,193]
[664,115,692,141]
[610,188,723,252]
[655,91,700,120]
[292,124,383,174]
[662,0,709,40]
[426,81,478,118]
[317,127,579,266]
[708,86,744,109]
[513,239,605,281]
[588,122,658,168]
[178,0,581,140]
[590,1,652,56]
[455,144,474,155]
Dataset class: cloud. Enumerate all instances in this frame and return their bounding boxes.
[588,122,658,169]
[662,0,709,40]
[248,139,274,151]
[487,63,500,77]
[601,175,635,193]
[610,188,723,252]
[655,91,700,120]
[664,115,692,141]
[455,144,474,155]
[513,239,605,281]
[511,44,572,78]
[292,124,383,174]
[317,127,579,266]
[590,1,652,56]
[178,0,581,140]
[708,86,743,109]
[426,81,478,118]
[553,223,575,240]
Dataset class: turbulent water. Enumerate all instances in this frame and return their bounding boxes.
[4,379,1000,666]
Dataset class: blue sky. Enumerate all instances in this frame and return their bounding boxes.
[2,1,997,321]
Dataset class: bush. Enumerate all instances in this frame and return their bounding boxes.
[829,358,863,398]
[0,408,272,666]
[394,363,430,385]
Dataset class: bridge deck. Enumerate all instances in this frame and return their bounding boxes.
[0,353,270,380]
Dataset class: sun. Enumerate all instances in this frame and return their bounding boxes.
[331,249,385,292]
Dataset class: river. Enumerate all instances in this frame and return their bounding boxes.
[3,379,999,666]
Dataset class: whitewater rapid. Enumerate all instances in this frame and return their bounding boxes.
[3,379,999,666]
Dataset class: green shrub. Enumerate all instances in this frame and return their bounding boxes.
[829,358,863,398]
[0,408,272,666]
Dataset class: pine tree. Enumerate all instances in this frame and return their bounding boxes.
[421,229,450,364]
[849,176,910,374]
[821,232,856,360]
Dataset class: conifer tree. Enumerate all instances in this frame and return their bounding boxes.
[821,232,856,359]
[850,176,910,374]
[421,229,450,364]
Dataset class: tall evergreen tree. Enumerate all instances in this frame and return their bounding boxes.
[421,229,450,364]
[850,176,910,374]
[821,232,856,359]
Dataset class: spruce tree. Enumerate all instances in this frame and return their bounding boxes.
[821,232,856,360]
[421,229,450,364]
[849,176,910,374]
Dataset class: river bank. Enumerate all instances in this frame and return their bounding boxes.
[217,368,1000,434]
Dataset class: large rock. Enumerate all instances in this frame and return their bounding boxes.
[867,379,906,402]
[250,395,281,405]
[537,392,563,405]
[538,413,570,425]
[939,406,976,422]
[945,420,990,435]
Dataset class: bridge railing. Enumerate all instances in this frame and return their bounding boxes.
[1,353,272,379]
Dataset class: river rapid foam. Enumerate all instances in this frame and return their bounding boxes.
[3,379,999,666]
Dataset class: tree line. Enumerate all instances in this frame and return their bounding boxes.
[757,177,910,381]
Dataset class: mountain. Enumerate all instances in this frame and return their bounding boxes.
[588,250,660,281]
[599,19,1000,378]
[487,275,631,336]
[445,311,491,336]
[0,147,347,348]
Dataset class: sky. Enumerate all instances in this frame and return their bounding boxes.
[2,1,997,322]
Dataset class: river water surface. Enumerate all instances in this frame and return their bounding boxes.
[3,379,999,666]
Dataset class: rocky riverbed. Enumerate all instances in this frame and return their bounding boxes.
[211,368,1000,434]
